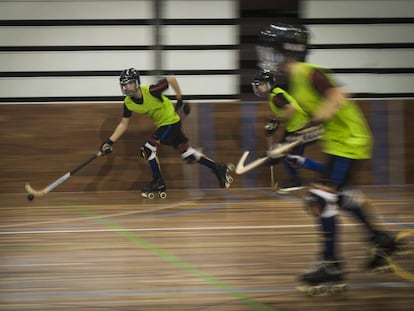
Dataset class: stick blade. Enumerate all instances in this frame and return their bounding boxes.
[25,183,46,197]
[235,151,269,175]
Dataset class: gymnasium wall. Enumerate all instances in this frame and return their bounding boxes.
[2,99,414,194]
[0,0,239,102]
[0,0,413,194]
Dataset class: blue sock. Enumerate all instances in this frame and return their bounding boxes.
[198,156,217,170]
[321,216,338,260]
[302,158,324,172]
[149,159,162,179]
[283,159,299,179]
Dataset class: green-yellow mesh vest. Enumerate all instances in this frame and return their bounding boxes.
[124,85,180,127]
[268,87,309,132]
[288,62,372,159]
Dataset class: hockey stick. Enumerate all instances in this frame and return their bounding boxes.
[235,140,302,175]
[235,125,323,175]
[25,152,102,199]
[266,135,276,187]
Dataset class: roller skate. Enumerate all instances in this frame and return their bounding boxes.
[141,178,167,199]
[297,260,347,296]
[367,231,405,273]
[213,163,234,188]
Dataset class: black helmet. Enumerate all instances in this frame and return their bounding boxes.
[256,23,309,71]
[119,68,141,96]
[251,70,276,97]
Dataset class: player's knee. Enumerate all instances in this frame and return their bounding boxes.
[338,189,367,210]
[303,188,339,218]
[179,145,201,164]
[141,142,157,161]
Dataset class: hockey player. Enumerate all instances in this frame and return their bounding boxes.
[252,69,323,191]
[98,68,232,198]
[255,23,399,290]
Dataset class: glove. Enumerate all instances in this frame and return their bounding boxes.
[264,118,280,136]
[175,99,191,116]
[100,138,114,156]
[286,154,305,167]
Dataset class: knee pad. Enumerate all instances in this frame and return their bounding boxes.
[141,142,157,161]
[338,189,367,210]
[304,188,339,218]
[179,145,202,164]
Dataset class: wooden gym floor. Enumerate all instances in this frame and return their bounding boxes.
[0,185,413,311]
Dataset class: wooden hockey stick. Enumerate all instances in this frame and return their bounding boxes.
[235,125,323,175]
[25,152,102,199]
[235,140,302,175]
[266,135,276,187]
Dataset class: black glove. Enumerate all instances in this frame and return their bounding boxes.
[100,138,114,156]
[264,118,280,136]
[175,99,191,116]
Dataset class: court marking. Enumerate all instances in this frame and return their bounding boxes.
[65,204,276,311]
[1,282,413,299]
[1,222,413,235]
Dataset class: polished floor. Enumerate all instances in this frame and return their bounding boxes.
[1,185,413,311]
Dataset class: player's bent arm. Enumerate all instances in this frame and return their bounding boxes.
[109,117,130,142]
[278,104,295,121]
[166,76,182,100]
[312,87,346,123]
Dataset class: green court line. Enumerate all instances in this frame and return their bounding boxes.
[71,205,275,311]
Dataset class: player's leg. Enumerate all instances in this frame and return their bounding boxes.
[177,142,232,188]
[286,154,324,172]
[277,132,304,190]
[140,126,169,198]
[140,139,167,198]
[327,156,399,270]
[300,186,345,286]
[165,121,232,188]
[339,187,399,270]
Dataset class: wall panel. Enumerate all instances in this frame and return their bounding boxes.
[0,0,239,102]
[302,0,414,18]
[0,0,153,20]
[0,51,154,72]
[164,0,237,19]
[308,49,414,69]
[307,24,414,45]
[0,26,154,46]
[301,0,414,98]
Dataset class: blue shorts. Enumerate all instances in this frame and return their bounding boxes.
[152,121,188,148]
[321,155,356,189]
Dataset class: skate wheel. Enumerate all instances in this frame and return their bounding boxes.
[227,176,234,184]
[227,163,235,171]
[308,286,320,296]
[147,192,155,199]
[159,192,167,199]
[332,284,348,294]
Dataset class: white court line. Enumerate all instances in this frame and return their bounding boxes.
[3,262,91,267]
[1,222,413,235]
[0,202,192,229]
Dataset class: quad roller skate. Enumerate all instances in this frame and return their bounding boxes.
[297,260,347,296]
[141,178,167,199]
[213,163,234,188]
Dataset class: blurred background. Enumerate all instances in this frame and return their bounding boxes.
[1,0,413,192]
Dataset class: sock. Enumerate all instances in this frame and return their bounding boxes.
[149,158,162,179]
[321,215,338,260]
[348,207,379,236]
[198,156,217,170]
[302,158,324,172]
[283,159,299,179]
